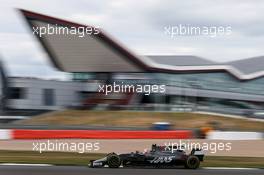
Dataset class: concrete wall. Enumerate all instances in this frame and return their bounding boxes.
[206,131,263,140]
[6,78,88,110]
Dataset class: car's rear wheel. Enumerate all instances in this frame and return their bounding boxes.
[89,160,94,168]
[185,156,200,169]
[107,153,121,168]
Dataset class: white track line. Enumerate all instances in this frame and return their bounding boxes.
[0,164,261,170]
[0,163,52,166]
[203,167,260,170]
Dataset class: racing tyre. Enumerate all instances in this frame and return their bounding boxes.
[185,156,200,169]
[89,160,94,168]
[107,153,121,168]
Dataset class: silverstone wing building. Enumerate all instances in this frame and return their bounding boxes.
[8,9,264,116]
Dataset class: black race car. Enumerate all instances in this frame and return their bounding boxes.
[89,144,204,169]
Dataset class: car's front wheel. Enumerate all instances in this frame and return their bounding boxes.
[185,156,200,169]
[107,153,121,168]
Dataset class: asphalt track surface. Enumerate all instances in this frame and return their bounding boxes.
[1,139,264,157]
[0,165,263,175]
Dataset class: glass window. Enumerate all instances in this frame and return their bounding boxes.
[43,89,55,106]
[9,87,26,99]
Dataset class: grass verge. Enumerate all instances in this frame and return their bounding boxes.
[16,110,264,131]
[0,151,263,168]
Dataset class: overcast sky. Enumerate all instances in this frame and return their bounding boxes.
[0,0,263,79]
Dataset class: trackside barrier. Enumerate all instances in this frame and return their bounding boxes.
[0,129,11,139]
[206,131,263,140]
[0,129,193,140]
[1,130,263,140]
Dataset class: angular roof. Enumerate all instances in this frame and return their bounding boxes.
[19,9,150,73]
[226,56,264,75]
[19,9,264,81]
[148,55,215,66]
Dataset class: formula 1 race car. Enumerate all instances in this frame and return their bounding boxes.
[89,144,204,169]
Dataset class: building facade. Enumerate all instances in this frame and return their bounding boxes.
[6,77,96,110]
[13,10,264,116]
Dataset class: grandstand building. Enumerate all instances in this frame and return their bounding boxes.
[5,9,263,117]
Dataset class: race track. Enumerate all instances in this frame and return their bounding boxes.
[0,165,263,175]
[1,139,264,157]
